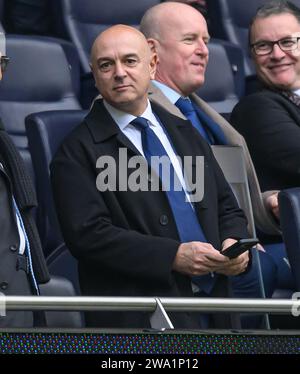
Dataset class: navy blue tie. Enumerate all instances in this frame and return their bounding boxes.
[130,117,215,293]
[175,97,212,143]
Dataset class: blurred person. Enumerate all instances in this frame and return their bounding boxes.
[0,32,50,327]
[231,0,300,192]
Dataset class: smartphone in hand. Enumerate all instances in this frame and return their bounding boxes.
[222,238,259,259]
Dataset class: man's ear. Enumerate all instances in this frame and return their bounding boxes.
[147,38,158,54]
[89,62,94,74]
[149,52,158,80]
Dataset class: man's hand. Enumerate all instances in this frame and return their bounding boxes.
[172,241,230,276]
[218,238,249,276]
[217,251,249,276]
[265,191,279,219]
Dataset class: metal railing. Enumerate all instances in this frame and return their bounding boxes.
[1,296,300,329]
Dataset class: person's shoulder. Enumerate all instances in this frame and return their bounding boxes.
[232,89,283,115]
[60,100,106,147]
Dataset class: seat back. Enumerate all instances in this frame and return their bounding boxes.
[208,0,265,76]
[0,0,4,21]
[212,145,255,236]
[0,34,81,180]
[212,146,296,304]
[60,0,160,74]
[279,188,300,291]
[197,39,245,114]
[212,145,269,304]
[26,109,87,255]
[39,275,84,327]
[26,110,87,302]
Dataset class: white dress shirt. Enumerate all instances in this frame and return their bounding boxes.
[103,99,190,197]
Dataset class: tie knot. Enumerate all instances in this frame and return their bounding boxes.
[130,117,150,131]
[281,90,300,107]
[175,97,195,115]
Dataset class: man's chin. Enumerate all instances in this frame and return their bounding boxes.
[268,79,294,91]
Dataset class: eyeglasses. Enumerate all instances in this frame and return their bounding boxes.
[0,56,10,73]
[251,37,300,56]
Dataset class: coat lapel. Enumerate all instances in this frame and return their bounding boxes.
[85,99,142,156]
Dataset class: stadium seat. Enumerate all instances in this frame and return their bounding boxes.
[279,188,300,292]
[39,275,83,327]
[26,110,87,256]
[0,0,4,21]
[207,0,266,76]
[0,35,81,178]
[58,0,161,107]
[197,39,245,114]
[59,0,161,74]
[212,146,295,305]
[0,35,81,148]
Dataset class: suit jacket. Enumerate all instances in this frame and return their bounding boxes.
[51,99,249,329]
[148,83,280,236]
[0,121,50,327]
[231,89,300,191]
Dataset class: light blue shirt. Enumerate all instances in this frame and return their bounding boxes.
[151,80,182,104]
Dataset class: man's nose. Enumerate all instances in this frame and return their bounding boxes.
[270,43,286,59]
[195,40,209,57]
[114,61,126,78]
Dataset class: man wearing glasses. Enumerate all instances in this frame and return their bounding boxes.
[231,0,300,193]
[0,34,49,327]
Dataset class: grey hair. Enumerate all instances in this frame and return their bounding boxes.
[249,0,300,44]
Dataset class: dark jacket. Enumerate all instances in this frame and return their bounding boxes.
[51,100,248,329]
[0,120,49,327]
[231,89,300,191]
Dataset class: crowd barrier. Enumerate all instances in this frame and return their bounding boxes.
[1,296,300,354]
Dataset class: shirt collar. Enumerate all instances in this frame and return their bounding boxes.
[103,99,159,130]
[293,88,300,96]
[152,80,182,104]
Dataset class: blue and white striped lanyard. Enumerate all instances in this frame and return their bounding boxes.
[12,197,40,295]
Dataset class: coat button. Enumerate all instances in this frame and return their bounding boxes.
[9,244,18,252]
[160,214,169,226]
[0,282,8,290]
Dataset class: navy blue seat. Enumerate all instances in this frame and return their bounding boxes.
[25,108,87,298]
[0,0,4,21]
[197,39,245,114]
[26,110,87,302]
[0,34,81,182]
[26,110,87,256]
[208,0,266,76]
[0,0,4,34]
[39,274,84,327]
[279,188,300,292]
[59,0,160,107]
[59,0,161,74]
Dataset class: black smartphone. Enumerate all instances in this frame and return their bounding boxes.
[222,238,259,259]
